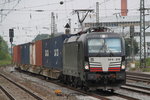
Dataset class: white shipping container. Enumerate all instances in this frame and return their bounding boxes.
[30,43,36,65]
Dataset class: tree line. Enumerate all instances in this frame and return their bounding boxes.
[0,36,11,60]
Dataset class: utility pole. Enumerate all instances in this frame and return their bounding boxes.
[139,0,146,68]
[0,10,2,23]
[96,2,99,25]
[130,25,135,63]
[51,12,56,36]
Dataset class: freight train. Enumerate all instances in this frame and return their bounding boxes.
[13,27,126,91]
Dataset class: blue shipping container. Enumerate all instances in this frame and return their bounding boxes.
[20,43,30,64]
[42,34,73,70]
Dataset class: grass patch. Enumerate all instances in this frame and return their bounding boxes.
[146,58,150,66]
[0,59,11,66]
[128,58,150,72]
[142,68,150,72]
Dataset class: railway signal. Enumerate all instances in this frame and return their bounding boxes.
[9,28,14,60]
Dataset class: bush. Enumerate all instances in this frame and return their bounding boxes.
[142,68,150,72]
[128,58,150,72]
[146,58,150,67]
[0,36,11,60]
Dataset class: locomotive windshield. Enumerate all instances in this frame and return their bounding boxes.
[88,38,121,54]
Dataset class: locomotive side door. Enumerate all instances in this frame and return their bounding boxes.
[63,42,80,77]
[77,42,86,81]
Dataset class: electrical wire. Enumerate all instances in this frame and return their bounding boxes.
[1,0,21,22]
[19,2,59,9]
[0,0,18,6]
[0,8,139,13]
[18,0,74,10]
[0,8,71,12]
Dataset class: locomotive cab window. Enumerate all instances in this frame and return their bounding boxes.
[88,38,121,54]
[88,39,104,53]
[105,39,121,53]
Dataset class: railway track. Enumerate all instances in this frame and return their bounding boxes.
[14,68,141,100]
[114,71,150,99]
[56,71,150,100]
[0,85,15,100]
[121,83,150,96]
[0,73,44,100]
[121,84,150,96]
[113,92,139,100]
[45,79,109,100]
[93,90,139,100]
[47,80,139,100]
[126,71,150,83]
[30,73,139,100]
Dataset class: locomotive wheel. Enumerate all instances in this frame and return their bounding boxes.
[71,76,76,87]
[80,81,86,91]
[70,76,75,87]
[110,89,114,93]
[63,75,68,84]
[82,81,89,91]
[73,77,79,88]
[83,87,89,91]
[59,74,64,83]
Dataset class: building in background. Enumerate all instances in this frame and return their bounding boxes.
[121,0,128,16]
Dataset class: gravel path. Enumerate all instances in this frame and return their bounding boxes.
[0,66,99,100]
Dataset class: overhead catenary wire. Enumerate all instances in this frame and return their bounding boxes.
[1,0,21,22]
[0,0,18,6]
[0,8,140,14]
[18,0,74,10]
[1,0,150,45]
[19,2,59,9]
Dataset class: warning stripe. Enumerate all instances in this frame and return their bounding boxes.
[90,67,102,72]
[109,70,120,72]
[109,67,120,69]
[90,70,102,72]
[108,67,120,71]
[90,67,121,72]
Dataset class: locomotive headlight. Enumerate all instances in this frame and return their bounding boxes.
[121,65,125,69]
[121,61,126,70]
[85,65,89,70]
[84,62,89,70]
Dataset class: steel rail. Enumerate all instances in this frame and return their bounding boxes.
[0,85,15,100]
[121,85,150,96]
[0,73,43,100]
[125,83,150,91]
[126,72,150,78]
[16,68,141,100]
[126,75,150,83]
[47,80,110,100]
[113,93,140,100]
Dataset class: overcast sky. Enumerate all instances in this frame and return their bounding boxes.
[0,0,150,45]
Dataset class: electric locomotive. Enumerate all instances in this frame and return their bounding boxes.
[62,27,126,91]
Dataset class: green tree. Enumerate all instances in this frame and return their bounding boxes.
[125,38,139,57]
[0,36,11,60]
